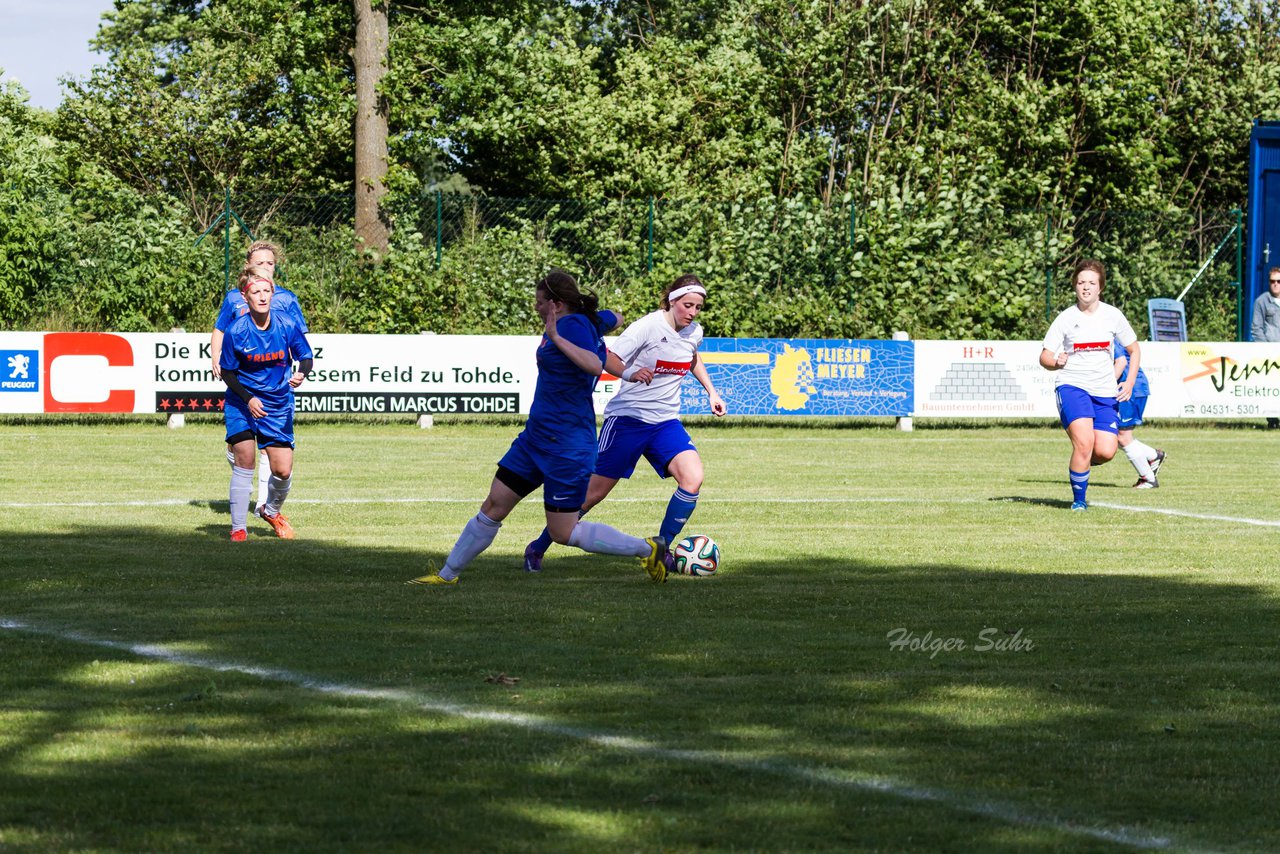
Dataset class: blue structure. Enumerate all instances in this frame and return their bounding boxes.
[1246,121,1280,335]
[1147,298,1187,342]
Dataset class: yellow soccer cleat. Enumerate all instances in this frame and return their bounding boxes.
[639,537,670,584]
[407,572,457,586]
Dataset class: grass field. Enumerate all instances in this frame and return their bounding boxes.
[2,417,1278,852]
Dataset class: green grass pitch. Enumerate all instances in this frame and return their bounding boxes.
[1,418,1277,852]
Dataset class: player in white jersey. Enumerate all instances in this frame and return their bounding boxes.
[1039,259,1140,511]
[522,274,727,572]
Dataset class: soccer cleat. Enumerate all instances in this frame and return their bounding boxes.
[1148,449,1166,475]
[640,537,671,583]
[1133,476,1158,489]
[406,572,457,586]
[230,528,247,542]
[523,542,544,573]
[260,509,295,539]
[1070,500,1088,512]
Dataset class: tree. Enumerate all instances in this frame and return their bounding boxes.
[58,0,356,230]
[354,0,390,254]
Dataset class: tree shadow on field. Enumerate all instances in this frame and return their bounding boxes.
[1,524,1278,852]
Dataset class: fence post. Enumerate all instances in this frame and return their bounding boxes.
[435,190,443,270]
[893,330,912,432]
[1234,207,1244,341]
[646,196,655,273]
[223,188,232,291]
[1043,213,1053,323]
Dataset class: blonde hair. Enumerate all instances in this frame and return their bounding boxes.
[237,264,275,294]
[245,241,283,266]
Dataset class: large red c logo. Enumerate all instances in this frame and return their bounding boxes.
[43,333,136,413]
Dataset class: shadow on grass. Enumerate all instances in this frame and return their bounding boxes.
[2,524,1277,852]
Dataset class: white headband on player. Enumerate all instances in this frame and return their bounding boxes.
[668,284,707,301]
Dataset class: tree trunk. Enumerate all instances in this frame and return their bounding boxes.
[354,0,390,255]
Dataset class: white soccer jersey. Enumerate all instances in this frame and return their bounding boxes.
[604,310,703,423]
[1042,302,1137,396]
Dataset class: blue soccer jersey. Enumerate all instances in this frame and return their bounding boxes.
[219,312,313,409]
[215,286,309,333]
[1113,335,1149,397]
[524,310,617,450]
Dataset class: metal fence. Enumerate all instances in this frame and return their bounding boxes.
[191,191,1243,340]
[4,185,1237,338]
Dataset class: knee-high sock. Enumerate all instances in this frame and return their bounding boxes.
[441,511,502,579]
[659,488,698,546]
[229,465,254,530]
[1123,443,1154,479]
[530,508,587,554]
[264,474,292,516]
[567,520,650,557]
[1127,438,1159,463]
[1069,468,1089,504]
[256,453,272,508]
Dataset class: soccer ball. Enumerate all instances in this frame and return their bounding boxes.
[673,534,720,576]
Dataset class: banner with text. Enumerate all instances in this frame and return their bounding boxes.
[684,338,913,416]
[5,332,1276,419]
[913,341,1280,419]
[0,332,911,417]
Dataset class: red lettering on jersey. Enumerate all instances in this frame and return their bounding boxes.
[652,359,692,376]
[247,350,286,363]
[1071,341,1111,353]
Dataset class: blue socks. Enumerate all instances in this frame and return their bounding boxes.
[659,488,699,546]
[1069,469,1089,505]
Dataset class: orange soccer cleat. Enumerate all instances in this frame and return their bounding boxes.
[260,510,295,540]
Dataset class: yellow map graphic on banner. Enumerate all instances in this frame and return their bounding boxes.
[770,344,816,410]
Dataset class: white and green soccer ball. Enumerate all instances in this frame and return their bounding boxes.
[673,534,720,576]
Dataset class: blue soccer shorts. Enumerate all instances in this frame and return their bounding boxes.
[595,415,697,479]
[498,431,595,510]
[1055,384,1119,435]
[224,395,296,449]
[1117,395,1148,431]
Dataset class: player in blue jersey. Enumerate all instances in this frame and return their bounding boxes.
[522,274,727,573]
[220,266,314,541]
[210,241,309,515]
[408,269,674,585]
[1113,335,1166,488]
[1039,259,1140,511]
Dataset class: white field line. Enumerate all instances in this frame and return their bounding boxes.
[0,617,1177,851]
[4,495,1280,530]
[1085,501,1280,528]
[0,496,970,508]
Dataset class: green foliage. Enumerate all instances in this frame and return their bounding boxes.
[1,0,1268,338]
[0,77,218,332]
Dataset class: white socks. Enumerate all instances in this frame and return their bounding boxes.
[567,520,651,557]
[263,473,292,516]
[229,465,254,530]
[257,453,272,509]
[1123,440,1157,479]
[441,511,502,580]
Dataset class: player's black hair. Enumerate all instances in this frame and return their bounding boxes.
[536,269,603,329]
